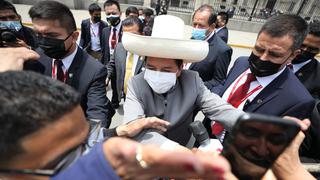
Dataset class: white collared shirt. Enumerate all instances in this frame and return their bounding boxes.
[222,67,285,110]
[215,26,225,33]
[55,47,78,71]
[125,52,139,74]
[292,59,312,73]
[109,22,122,55]
[90,20,101,51]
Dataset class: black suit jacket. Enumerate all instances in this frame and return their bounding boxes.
[101,26,122,65]
[189,33,232,89]
[36,47,115,127]
[79,18,108,51]
[216,26,229,44]
[295,59,320,99]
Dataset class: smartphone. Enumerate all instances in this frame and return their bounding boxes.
[223,113,300,180]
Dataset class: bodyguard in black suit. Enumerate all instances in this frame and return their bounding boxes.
[101,0,123,108]
[216,11,229,43]
[29,1,115,127]
[190,5,232,89]
[79,3,108,60]
[291,21,320,99]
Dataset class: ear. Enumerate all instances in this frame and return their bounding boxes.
[72,31,80,43]
[287,49,301,63]
[209,23,216,30]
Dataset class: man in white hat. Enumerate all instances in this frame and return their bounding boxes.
[121,15,244,148]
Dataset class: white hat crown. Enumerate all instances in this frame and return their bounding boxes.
[151,15,185,40]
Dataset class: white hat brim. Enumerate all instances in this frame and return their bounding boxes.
[122,32,209,63]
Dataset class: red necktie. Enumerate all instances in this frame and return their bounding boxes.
[55,60,64,82]
[212,73,256,135]
[111,28,117,49]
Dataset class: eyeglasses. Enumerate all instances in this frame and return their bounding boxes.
[0,143,85,177]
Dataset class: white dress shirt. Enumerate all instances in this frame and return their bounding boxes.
[222,67,285,110]
[109,22,122,55]
[90,21,101,51]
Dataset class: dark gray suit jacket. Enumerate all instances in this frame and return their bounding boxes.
[107,43,144,101]
[79,18,108,51]
[189,33,232,90]
[36,47,115,127]
[216,26,229,44]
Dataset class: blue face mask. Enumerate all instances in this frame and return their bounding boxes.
[0,21,22,31]
[191,28,207,40]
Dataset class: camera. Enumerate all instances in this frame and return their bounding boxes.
[0,28,21,47]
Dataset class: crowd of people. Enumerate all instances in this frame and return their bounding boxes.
[0,0,319,179]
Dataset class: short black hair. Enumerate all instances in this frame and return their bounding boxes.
[88,3,102,14]
[143,8,154,17]
[193,4,217,26]
[125,6,139,17]
[122,16,143,33]
[0,0,18,15]
[309,21,320,37]
[0,71,81,163]
[103,0,121,11]
[29,0,77,34]
[258,14,308,51]
[218,11,229,24]
[175,60,183,68]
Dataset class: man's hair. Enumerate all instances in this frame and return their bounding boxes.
[258,14,308,51]
[193,4,217,25]
[0,0,18,15]
[88,3,102,14]
[0,71,81,163]
[28,0,77,34]
[309,21,320,37]
[218,11,229,24]
[122,16,143,33]
[103,0,121,11]
[143,8,154,17]
[125,6,139,16]
[175,60,183,68]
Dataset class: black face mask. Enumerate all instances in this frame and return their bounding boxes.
[93,16,101,23]
[38,33,73,59]
[291,50,317,64]
[106,15,120,26]
[248,53,283,77]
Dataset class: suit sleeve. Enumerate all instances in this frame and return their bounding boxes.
[100,28,106,64]
[123,78,145,122]
[196,74,244,131]
[79,21,86,48]
[204,48,232,90]
[86,66,115,127]
[107,45,116,79]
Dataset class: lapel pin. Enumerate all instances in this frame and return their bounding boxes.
[69,73,73,78]
[257,99,263,104]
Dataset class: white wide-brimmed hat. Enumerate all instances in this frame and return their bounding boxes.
[122,15,209,63]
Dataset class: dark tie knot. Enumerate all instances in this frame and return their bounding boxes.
[54,59,63,67]
[247,73,256,82]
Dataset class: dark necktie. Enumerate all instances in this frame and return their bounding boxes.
[111,28,117,49]
[212,73,256,135]
[55,60,64,82]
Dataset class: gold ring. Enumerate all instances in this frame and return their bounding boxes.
[135,146,149,169]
